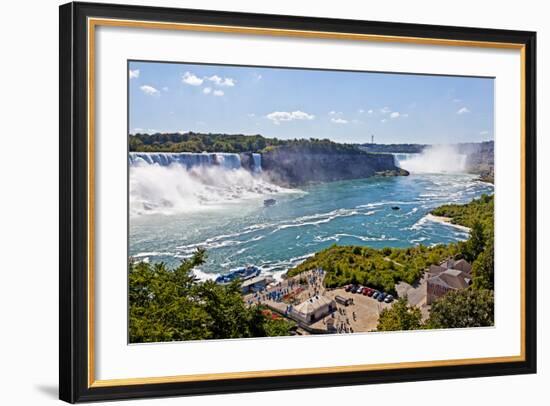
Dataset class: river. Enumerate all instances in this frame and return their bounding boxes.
[129,151,493,280]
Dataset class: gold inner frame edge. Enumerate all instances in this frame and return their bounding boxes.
[86,17,527,388]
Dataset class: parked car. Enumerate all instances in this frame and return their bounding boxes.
[354,286,363,294]
[344,285,353,292]
[367,288,375,297]
[384,295,394,303]
[377,293,386,302]
[362,287,370,296]
[373,291,380,299]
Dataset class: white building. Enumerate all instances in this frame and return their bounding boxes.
[288,295,336,324]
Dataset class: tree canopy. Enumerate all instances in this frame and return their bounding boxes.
[129,248,294,343]
[426,289,494,329]
[287,243,460,296]
[432,194,494,288]
[431,193,494,233]
[129,132,367,155]
[376,298,423,331]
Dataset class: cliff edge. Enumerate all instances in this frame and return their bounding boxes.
[261,145,408,186]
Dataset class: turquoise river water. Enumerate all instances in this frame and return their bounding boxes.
[129,152,493,280]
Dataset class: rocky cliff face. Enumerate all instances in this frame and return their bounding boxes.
[261,147,407,186]
[459,141,494,183]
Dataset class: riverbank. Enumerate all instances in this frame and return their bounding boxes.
[284,194,493,294]
[425,213,472,232]
[272,193,494,332]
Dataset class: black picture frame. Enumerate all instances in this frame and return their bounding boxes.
[59,1,537,403]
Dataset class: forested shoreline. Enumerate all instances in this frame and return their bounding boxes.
[129,132,365,155]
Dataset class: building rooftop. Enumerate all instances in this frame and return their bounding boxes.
[428,264,447,276]
[440,269,470,289]
[439,258,472,273]
[294,295,335,315]
[453,258,473,273]
[428,268,471,290]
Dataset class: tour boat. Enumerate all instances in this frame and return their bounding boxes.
[215,266,261,284]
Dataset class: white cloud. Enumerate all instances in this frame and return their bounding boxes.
[402,113,409,118]
[129,69,140,79]
[453,98,462,103]
[457,107,471,115]
[380,106,391,114]
[266,110,315,125]
[390,112,400,119]
[381,119,387,123]
[202,87,224,96]
[139,85,159,96]
[206,75,222,85]
[248,113,256,118]
[206,75,235,87]
[253,73,262,81]
[330,118,348,124]
[162,86,169,92]
[358,109,365,114]
[367,109,374,114]
[182,72,204,86]
[480,130,489,135]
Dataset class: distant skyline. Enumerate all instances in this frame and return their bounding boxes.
[129,61,494,145]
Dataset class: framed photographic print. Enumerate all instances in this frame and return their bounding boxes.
[59,1,537,403]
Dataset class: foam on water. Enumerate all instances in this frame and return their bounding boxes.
[129,166,494,278]
[394,145,467,174]
[191,268,219,282]
[129,152,293,216]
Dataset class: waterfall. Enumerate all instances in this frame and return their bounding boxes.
[129,152,242,170]
[393,153,418,167]
[252,153,262,173]
[213,153,242,170]
[393,146,467,174]
[129,152,284,216]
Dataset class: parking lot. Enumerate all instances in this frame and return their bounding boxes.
[310,286,393,333]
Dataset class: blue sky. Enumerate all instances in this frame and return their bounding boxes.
[129,61,494,145]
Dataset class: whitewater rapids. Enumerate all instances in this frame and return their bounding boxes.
[129,152,293,216]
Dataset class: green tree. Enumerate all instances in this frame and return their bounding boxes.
[426,288,494,329]
[464,220,485,262]
[376,298,423,331]
[129,249,293,343]
[472,237,494,290]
